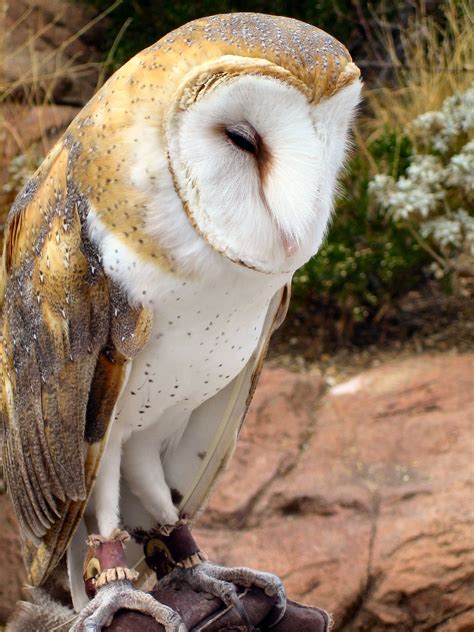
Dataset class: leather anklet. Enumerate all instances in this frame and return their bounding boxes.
[138,520,207,579]
[83,529,139,598]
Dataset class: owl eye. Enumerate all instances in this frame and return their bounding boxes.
[225,123,259,155]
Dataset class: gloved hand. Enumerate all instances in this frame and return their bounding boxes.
[108,585,331,631]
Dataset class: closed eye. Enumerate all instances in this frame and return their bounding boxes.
[225,123,259,155]
[225,129,257,153]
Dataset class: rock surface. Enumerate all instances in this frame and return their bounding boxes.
[1,354,473,629]
[194,355,474,630]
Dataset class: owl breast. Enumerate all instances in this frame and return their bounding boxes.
[113,266,287,445]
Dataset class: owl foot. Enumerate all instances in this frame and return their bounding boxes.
[69,580,187,631]
[159,562,287,630]
[141,522,286,629]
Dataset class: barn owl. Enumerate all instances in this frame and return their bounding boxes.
[1,12,361,631]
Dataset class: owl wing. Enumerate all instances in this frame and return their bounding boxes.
[0,141,152,586]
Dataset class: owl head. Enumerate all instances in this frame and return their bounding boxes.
[73,14,361,285]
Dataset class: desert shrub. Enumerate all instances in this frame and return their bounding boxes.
[369,84,474,275]
[2,154,42,196]
[293,84,473,336]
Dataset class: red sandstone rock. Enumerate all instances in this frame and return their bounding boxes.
[195,355,474,630]
[1,0,101,229]
[2,104,80,163]
[199,368,326,528]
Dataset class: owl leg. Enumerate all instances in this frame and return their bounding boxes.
[121,426,180,525]
[70,580,186,631]
[70,530,186,632]
[88,431,123,536]
[77,434,186,630]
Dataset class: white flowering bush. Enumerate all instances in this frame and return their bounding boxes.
[369,84,474,274]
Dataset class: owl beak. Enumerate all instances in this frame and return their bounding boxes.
[281,232,297,257]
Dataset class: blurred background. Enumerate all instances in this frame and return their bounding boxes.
[0,1,473,630]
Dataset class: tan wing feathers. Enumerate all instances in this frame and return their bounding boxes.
[0,137,153,584]
[27,343,132,585]
[3,297,64,541]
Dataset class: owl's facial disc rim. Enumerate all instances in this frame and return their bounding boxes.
[165,58,312,274]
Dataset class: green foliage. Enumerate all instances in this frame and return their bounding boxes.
[292,131,430,325]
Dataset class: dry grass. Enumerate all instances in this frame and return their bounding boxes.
[360,0,473,148]
[0,0,123,104]
[0,0,126,158]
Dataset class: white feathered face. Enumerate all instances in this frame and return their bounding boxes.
[166,71,361,275]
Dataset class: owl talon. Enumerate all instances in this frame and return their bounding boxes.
[159,562,286,630]
[70,580,187,632]
[230,590,252,631]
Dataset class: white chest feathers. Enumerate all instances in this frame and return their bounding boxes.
[114,265,287,442]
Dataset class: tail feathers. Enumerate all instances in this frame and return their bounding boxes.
[6,587,76,632]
